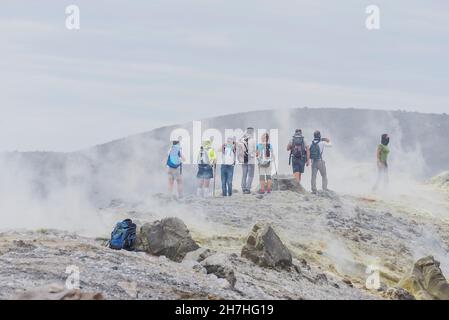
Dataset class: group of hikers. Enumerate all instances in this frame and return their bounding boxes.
[166,127,390,198]
[109,130,390,252]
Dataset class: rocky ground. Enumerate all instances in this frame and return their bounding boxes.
[0,229,373,300]
[1,175,449,300]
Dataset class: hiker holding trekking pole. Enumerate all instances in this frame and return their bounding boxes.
[196,140,217,197]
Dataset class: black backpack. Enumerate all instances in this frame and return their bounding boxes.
[243,137,249,164]
[290,135,306,163]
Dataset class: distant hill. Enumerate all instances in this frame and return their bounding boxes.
[2,108,448,204]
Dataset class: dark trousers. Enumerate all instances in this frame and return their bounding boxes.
[221,165,235,196]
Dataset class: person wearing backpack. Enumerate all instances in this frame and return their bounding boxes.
[221,136,236,197]
[256,133,275,194]
[196,139,217,197]
[310,130,332,194]
[166,140,186,198]
[287,129,310,191]
[373,133,390,191]
[237,127,256,194]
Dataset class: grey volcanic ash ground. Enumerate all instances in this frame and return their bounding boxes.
[1,109,449,299]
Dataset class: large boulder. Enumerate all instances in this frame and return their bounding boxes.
[201,253,237,288]
[241,222,292,269]
[398,256,449,300]
[272,175,298,191]
[136,217,199,262]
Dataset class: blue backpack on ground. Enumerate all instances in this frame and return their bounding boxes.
[167,145,182,169]
[310,140,322,161]
[109,219,137,251]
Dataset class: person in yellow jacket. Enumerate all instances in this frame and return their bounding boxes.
[196,140,217,197]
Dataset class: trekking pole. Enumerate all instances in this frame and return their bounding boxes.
[273,157,280,192]
[213,163,216,197]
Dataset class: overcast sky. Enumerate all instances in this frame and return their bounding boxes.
[1,0,448,152]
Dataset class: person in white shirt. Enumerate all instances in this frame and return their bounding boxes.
[310,130,332,194]
[220,136,236,196]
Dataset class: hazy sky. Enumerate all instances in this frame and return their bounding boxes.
[1,0,448,152]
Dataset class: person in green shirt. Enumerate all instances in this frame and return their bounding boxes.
[373,133,390,191]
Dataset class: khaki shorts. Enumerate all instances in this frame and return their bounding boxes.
[167,167,181,180]
[258,164,272,178]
